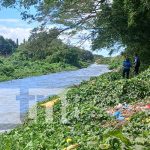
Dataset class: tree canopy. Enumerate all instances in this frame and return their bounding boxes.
[0,36,17,56]
[0,0,150,62]
[16,29,94,67]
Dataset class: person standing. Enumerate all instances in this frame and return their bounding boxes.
[123,57,132,79]
[134,54,140,75]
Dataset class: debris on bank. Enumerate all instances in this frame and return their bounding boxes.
[40,98,59,108]
[104,101,150,128]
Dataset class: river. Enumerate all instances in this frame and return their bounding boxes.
[0,64,109,132]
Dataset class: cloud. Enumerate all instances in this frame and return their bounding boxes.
[0,25,31,43]
[0,19,20,23]
[0,23,119,57]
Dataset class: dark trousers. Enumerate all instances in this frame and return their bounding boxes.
[134,66,139,75]
[123,69,130,79]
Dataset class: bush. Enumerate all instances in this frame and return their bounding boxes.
[46,48,79,66]
[0,65,14,76]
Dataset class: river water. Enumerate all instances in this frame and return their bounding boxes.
[0,64,109,131]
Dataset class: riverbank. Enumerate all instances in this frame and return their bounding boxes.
[0,66,149,149]
[0,33,95,82]
[0,64,109,132]
[0,61,92,82]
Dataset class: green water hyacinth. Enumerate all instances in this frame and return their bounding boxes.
[0,68,150,149]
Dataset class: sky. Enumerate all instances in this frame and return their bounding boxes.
[0,7,36,43]
[0,7,121,57]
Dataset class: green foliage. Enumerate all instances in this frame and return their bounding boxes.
[0,67,149,149]
[0,29,94,81]
[0,36,17,56]
[0,56,78,81]
[0,65,14,76]
[95,55,111,65]
[46,48,79,66]
[0,0,150,64]
[92,0,150,64]
[96,55,123,70]
[16,29,93,66]
[0,1,149,149]
[108,56,124,70]
[0,51,92,82]
[23,29,61,60]
[100,130,131,149]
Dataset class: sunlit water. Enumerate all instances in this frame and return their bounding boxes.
[0,64,109,131]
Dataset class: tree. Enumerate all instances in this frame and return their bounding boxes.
[16,38,19,47]
[0,0,149,63]
[48,48,79,66]
[19,29,63,60]
[0,36,17,56]
[78,50,94,62]
[92,0,150,63]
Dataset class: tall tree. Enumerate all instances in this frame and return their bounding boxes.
[0,0,149,62]
[21,28,61,60]
[16,38,19,47]
[0,36,17,56]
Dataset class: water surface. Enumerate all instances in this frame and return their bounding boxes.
[0,64,109,131]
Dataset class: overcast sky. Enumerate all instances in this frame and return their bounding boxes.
[0,7,120,57]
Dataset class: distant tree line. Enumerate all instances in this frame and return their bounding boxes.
[0,29,94,81]
[0,29,94,68]
[13,29,94,67]
[4,29,94,67]
[0,36,17,56]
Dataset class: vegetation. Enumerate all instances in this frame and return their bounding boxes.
[0,1,149,149]
[94,55,111,65]
[95,55,124,70]
[0,67,149,149]
[0,32,94,82]
[0,58,78,81]
[0,0,149,63]
[0,36,17,56]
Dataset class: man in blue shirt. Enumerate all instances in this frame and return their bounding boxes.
[123,57,132,79]
[134,54,140,75]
